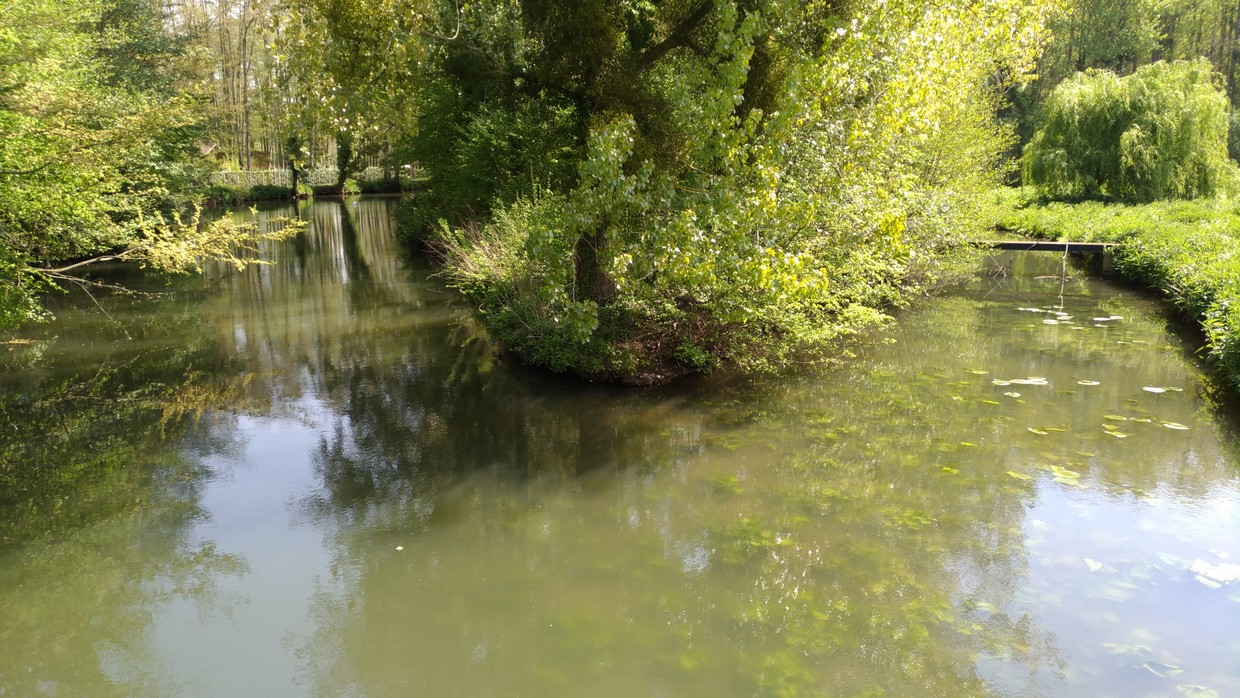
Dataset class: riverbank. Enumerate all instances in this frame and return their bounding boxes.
[992,187,1240,389]
[201,178,406,206]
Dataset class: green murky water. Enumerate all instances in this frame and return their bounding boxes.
[2,198,1238,697]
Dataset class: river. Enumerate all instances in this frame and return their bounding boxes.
[2,197,1238,697]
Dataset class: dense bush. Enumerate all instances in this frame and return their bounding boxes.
[246,184,295,201]
[1023,60,1237,202]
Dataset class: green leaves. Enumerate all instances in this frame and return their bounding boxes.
[1024,60,1237,203]
[423,0,1056,380]
[0,0,297,329]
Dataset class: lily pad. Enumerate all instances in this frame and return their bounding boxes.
[1104,415,1128,421]
[1004,392,1021,398]
[1106,431,1130,438]
[1006,471,1032,481]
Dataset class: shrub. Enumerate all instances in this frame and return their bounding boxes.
[246,184,294,201]
[202,184,245,206]
[1023,60,1237,202]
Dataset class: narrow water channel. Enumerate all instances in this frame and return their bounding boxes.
[2,198,1238,697]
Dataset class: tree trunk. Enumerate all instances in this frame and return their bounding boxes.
[573,227,616,305]
[335,131,353,191]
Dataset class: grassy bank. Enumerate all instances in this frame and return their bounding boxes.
[992,188,1240,388]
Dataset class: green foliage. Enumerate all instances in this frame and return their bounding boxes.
[423,0,1055,381]
[247,184,295,201]
[1023,60,1238,202]
[994,189,1240,388]
[397,76,583,241]
[341,178,361,196]
[0,0,295,330]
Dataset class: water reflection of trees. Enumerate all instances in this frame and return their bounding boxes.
[9,203,1235,694]
[0,284,252,696]
[282,243,1238,695]
[247,215,1071,695]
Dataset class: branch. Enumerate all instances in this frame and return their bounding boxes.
[637,1,715,73]
[420,0,461,42]
[27,254,125,276]
[0,161,54,176]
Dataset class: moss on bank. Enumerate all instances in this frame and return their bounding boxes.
[992,188,1240,388]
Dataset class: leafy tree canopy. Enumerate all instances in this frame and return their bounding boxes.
[1023,59,1238,203]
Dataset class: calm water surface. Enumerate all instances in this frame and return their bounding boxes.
[2,198,1238,697]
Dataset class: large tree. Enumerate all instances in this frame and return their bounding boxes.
[403,0,1056,381]
[1023,59,1236,202]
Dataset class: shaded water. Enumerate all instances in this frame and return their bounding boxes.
[2,198,1238,697]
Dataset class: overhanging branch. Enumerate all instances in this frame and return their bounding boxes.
[637,1,715,73]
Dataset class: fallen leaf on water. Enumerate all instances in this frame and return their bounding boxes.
[1141,661,1184,678]
[1006,471,1032,481]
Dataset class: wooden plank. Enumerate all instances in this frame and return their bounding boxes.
[982,240,1116,253]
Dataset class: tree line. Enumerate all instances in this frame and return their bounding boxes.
[4,0,1240,379]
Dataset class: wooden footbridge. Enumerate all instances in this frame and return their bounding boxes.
[982,240,1115,253]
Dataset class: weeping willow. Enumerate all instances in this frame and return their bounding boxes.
[1023,59,1237,203]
